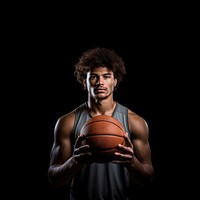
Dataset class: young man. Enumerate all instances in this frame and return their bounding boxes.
[48,47,154,199]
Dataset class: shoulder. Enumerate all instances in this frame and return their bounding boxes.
[56,111,75,128]
[54,103,88,138]
[54,111,75,137]
[127,109,149,140]
[55,102,87,132]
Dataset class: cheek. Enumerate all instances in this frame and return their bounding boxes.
[85,79,91,88]
[85,81,95,92]
[110,81,116,88]
[86,77,96,85]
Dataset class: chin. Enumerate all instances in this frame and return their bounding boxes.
[96,95,109,100]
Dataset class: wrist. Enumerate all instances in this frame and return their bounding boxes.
[71,156,85,169]
[125,156,135,169]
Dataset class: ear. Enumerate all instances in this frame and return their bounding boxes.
[83,80,86,90]
[114,79,117,87]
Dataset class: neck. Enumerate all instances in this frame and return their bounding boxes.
[87,98,116,117]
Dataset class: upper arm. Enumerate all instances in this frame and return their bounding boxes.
[128,110,152,165]
[49,112,75,166]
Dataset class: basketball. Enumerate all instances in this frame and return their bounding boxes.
[80,115,126,163]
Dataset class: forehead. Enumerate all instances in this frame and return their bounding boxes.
[88,67,113,75]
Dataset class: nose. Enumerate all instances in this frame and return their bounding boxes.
[96,76,104,85]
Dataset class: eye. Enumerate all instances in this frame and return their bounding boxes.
[104,75,111,79]
[89,75,96,80]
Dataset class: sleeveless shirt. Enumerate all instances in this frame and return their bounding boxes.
[70,102,133,200]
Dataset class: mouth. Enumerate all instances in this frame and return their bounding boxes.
[94,87,107,93]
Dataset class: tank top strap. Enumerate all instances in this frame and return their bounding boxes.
[73,102,91,138]
[112,102,130,136]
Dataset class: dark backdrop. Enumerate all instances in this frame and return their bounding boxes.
[23,41,182,199]
[5,5,196,199]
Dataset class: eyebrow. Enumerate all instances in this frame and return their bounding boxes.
[90,72,112,76]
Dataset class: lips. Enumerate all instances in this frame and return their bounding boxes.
[94,88,106,92]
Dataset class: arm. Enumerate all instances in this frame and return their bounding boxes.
[127,111,154,185]
[113,110,154,185]
[48,112,91,188]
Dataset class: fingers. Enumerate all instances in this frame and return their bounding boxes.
[74,152,93,164]
[123,132,133,148]
[112,132,134,164]
[116,132,134,155]
[112,152,132,164]
[74,135,90,155]
[74,134,93,164]
[112,148,133,164]
[74,134,85,148]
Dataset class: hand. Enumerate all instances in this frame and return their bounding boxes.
[73,134,93,165]
[112,132,134,164]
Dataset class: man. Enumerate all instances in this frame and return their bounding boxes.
[48,47,154,199]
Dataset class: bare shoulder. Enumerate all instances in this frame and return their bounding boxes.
[54,110,75,139]
[128,109,149,140]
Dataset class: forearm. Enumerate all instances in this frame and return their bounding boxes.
[127,156,154,185]
[48,156,84,188]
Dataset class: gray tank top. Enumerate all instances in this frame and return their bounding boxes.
[70,102,132,200]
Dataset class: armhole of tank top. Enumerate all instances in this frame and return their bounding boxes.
[125,107,131,136]
[71,109,79,140]
[71,102,87,139]
[115,102,131,136]
[72,110,77,134]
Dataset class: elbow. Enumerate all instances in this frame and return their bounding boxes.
[141,166,155,185]
[48,167,71,188]
[132,165,154,186]
[48,168,57,187]
[48,168,61,188]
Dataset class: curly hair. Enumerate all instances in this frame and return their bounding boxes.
[74,47,127,88]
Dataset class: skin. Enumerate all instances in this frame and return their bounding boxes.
[48,67,154,188]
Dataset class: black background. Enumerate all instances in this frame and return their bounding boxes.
[4,4,197,199]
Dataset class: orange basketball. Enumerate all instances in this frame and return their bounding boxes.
[80,115,126,163]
